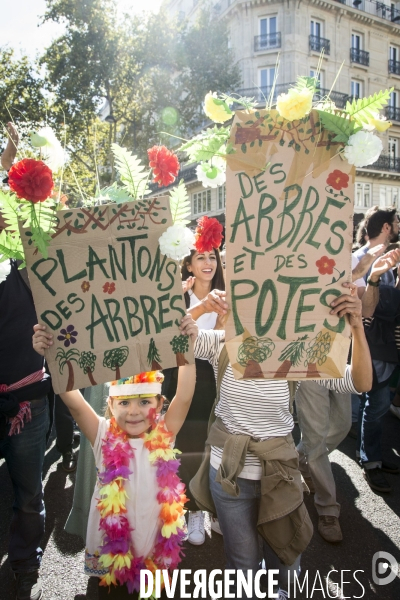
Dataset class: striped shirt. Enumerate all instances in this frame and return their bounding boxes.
[194,329,360,479]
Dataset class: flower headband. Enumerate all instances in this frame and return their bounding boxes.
[109,371,164,398]
[194,216,223,253]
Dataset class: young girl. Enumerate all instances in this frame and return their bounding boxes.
[33,316,197,598]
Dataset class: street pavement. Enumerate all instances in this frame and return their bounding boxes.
[1,411,399,600]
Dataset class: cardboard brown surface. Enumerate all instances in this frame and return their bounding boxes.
[20,197,193,393]
[225,109,355,379]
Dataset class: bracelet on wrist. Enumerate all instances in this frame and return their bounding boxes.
[366,276,380,287]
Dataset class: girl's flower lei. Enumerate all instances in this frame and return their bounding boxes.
[96,416,187,597]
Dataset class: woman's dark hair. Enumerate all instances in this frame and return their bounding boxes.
[354,219,368,249]
[181,249,225,309]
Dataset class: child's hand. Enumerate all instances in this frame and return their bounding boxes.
[179,314,198,342]
[32,324,53,356]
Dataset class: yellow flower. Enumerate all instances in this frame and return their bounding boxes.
[98,480,128,515]
[366,113,392,132]
[276,88,313,121]
[148,448,176,462]
[204,92,232,123]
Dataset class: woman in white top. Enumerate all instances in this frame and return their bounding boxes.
[162,217,226,545]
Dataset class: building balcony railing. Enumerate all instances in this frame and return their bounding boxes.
[254,32,281,52]
[350,48,370,66]
[309,35,331,55]
[389,59,400,75]
[237,85,349,108]
[363,155,400,172]
[386,106,400,121]
[332,0,400,24]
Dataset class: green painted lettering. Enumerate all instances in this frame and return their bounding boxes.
[229,198,255,244]
[255,279,278,336]
[276,275,319,340]
[30,258,58,296]
[56,249,87,283]
[319,290,345,333]
[295,288,321,334]
[104,299,129,342]
[231,279,259,335]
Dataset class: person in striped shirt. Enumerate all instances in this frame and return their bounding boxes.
[188,283,372,599]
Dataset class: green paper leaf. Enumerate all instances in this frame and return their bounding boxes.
[112,144,151,199]
[169,180,191,225]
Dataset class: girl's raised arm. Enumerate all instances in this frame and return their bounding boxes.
[164,316,197,436]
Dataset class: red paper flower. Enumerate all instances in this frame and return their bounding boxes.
[103,282,116,294]
[8,158,54,203]
[147,145,180,187]
[316,256,336,275]
[326,170,349,191]
[194,216,223,253]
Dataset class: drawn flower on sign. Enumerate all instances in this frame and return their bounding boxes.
[326,170,349,191]
[57,324,78,347]
[316,256,336,275]
[316,256,346,286]
[81,280,90,293]
[103,282,116,294]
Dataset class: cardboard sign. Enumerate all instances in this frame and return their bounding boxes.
[20,197,194,393]
[225,109,355,380]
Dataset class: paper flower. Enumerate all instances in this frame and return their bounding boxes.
[30,126,65,172]
[0,260,11,283]
[147,145,180,187]
[204,92,233,124]
[57,324,78,347]
[8,158,54,203]
[276,87,313,121]
[194,215,223,253]
[316,256,336,275]
[326,170,349,191]
[196,159,226,189]
[363,113,392,133]
[343,131,383,168]
[158,224,195,261]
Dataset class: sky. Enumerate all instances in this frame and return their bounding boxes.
[1,0,164,58]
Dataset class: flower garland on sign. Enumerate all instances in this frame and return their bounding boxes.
[96,416,187,597]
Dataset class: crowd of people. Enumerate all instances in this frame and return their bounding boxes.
[1,125,400,600]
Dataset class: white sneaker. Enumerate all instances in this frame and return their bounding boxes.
[210,516,223,535]
[187,511,205,545]
[390,404,400,420]
[278,589,289,600]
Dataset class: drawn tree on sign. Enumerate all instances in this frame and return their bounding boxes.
[304,331,332,377]
[103,347,129,380]
[147,338,162,370]
[170,335,189,366]
[56,348,81,391]
[78,351,97,386]
[274,335,309,378]
[237,336,275,379]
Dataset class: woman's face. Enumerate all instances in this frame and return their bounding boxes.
[187,251,217,282]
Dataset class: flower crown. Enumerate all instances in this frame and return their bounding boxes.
[109,371,164,398]
[194,216,223,253]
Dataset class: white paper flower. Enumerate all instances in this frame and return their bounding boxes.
[0,259,11,283]
[343,131,383,168]
[196,159,226,189]
[158,224,195,261]
[30,127,65,172]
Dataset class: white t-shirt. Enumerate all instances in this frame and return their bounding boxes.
[84,418,161,577]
